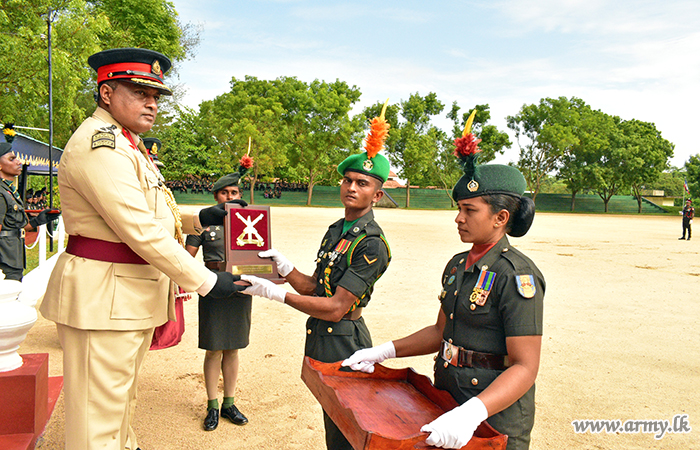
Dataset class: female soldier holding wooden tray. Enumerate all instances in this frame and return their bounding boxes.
[342,112,545,450]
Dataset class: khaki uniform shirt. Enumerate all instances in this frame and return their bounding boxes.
[40,107,211,331]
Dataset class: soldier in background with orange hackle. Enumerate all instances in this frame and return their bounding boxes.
[241,100,393,450]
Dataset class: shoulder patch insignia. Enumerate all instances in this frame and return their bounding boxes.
[363,254,377,264]
[516,274,536,298]
[91,127,116,149]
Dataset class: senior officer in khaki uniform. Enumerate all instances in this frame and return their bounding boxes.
[40,48,243,450]
[241,106,392,450]
[0,142,61,280]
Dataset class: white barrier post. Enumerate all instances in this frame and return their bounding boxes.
[38,224,47,267]
[56,216,64,252]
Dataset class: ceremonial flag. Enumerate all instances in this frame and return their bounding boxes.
[684,178,690,194]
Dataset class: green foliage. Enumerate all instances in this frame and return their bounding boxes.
[685,154,700,198]
[0,0,196,149]
[275,77,362,205]
[380,92,445,207]
[617,119,674,212]
[654,169,685,197]
[507,96,579,202]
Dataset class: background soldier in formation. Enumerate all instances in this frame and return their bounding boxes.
[0,142,60,280]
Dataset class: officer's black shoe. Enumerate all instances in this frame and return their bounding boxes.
[203,408,219,431]
[221,404,248,426]
[679,237,685,240]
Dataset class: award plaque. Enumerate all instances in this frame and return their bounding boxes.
[223,204,285,284]
[301,357,507,450]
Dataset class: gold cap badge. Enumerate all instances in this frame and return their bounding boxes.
[151,60,162,77]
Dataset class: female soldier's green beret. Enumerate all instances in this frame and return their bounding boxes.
[452,110,526,201]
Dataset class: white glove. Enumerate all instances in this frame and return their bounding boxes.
[691,220,693,224]
[240,275,287,303]
[341,342,396,373]
[421,397,488,449]
[259,249,294,277]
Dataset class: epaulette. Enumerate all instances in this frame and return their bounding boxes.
[91,125,118,149]
[362,220,383,237]
[500,245,534,272]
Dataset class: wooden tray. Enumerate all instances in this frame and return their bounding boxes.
[301,357,507,450]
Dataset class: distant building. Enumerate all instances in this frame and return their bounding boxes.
[642,190,675,207]
[382,170,405,189]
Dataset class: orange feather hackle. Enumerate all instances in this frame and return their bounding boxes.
[364,98,390,159]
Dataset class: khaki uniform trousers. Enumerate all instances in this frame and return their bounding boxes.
[57,324,154,450]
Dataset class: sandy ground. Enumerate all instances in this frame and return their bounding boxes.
[21,207,699,449]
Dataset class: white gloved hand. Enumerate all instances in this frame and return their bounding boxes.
[240,275,287,303]
[341,342,396,373]
[259,249,294,277]
[690,220,693,224]
[421,397,488,449]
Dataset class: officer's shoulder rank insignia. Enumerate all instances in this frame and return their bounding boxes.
[516,274,536,298]
[91,125,117,149]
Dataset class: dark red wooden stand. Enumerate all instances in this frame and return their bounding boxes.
[302,357,507,450]
[0,354,63,450]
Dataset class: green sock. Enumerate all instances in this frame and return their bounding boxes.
[222,397,235,409]
[207,399,219,410]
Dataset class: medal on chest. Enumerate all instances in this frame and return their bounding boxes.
[469,268,496,307]
[328,238,352,267]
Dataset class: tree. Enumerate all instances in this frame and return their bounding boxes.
[156,106,210,181]
[507,97,579,202]
[198,76,286,204]
[382,92,444,208]
[685,155,700,199]
[653,168,686,198]
[558,104,615,211]
[275,77,362,206]
[617,119,674,213]
[0,0,197,148]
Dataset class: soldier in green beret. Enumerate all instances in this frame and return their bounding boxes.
[185,159,253,431]
[240,106,393,450]
[0,142,61,280]
[343,112,545,450]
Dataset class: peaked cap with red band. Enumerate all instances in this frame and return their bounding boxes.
[88,48,173,95]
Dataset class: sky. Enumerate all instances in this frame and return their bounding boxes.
[168,0,700,168]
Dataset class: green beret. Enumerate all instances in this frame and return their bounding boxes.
[452,164,526,201]
[0,142,13,158]
[337,152,390,183]
[212,173,241,192]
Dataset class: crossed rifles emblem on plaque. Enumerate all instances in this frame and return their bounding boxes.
[235,212,265,247]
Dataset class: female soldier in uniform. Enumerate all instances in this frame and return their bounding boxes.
[343,116,544,450]
[186,164,253,431]
[0,142,60,280]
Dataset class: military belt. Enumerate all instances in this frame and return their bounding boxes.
[0,228,25,238]
[66,235,148,265]
[342,307,363,320]
[204,261,224,271]
[441,340,510,371]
